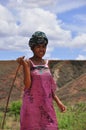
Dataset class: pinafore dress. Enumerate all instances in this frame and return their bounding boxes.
[20,60,58,130]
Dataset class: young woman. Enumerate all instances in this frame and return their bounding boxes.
[17,31,66,130]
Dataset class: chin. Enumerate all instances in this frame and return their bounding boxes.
[38,54,44,58]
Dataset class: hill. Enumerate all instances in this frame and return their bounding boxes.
[0,61,23,108]
[51,60,86,87]
[0,60,86,107]
[57,73,86,105]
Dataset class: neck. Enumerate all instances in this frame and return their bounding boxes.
[33,56,42,61]
[31,56,44,65]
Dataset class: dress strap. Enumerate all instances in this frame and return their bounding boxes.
[29,59,36,67]
[45,60,49,67]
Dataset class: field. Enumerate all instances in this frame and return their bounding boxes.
[0,101,86,130]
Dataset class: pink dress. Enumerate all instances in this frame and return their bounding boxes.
[20,60,58,130]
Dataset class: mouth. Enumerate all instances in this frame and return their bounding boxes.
[39,52,44,54]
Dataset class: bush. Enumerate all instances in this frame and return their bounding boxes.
[10,100,21,118]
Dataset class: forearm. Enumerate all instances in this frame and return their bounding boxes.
[52,93,66,112]
[52,93,63,106]
[23,62,31,89]
[16,57,31,89]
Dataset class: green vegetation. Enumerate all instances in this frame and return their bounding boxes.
[0,101,86,130]
[55,102,86,130]
[10,100,22,119]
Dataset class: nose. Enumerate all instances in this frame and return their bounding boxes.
[39,46,44,51]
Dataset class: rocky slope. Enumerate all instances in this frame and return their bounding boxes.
[51,60,86,87]
[0,60,86,107]
[57,73,86,105]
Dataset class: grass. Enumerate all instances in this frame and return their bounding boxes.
[0,112,20,130]
[55,102,86,130]
[0,101,86,130]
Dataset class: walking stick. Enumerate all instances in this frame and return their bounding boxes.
[1,64,21,129]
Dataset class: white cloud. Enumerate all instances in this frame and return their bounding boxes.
[8,0,55,8]
[0,4,86,50]
[54,0,86,13]
[0,36,29,51]
[0,4,72,50]
[0,4,13,21]
[74,14,86,24]
[71,33,86,47]
[0,4,18,36]
[61,13,86,34]
[0,0,86,60]
[8,0,86,13]
[61,23,86,34]
[76,54,86,60]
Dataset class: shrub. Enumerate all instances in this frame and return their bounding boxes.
[10,100,21,118]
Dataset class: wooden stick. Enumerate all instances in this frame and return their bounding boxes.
[1,64,21,129]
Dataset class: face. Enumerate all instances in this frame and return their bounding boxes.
[32,43,47,58]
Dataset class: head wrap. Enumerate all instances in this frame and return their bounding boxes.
[29,31,48,48]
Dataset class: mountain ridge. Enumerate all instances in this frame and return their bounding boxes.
[0,60,86,107]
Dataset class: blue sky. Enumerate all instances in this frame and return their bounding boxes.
[0,0,86,60]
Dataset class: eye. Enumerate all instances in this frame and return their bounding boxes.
[43,44,47,48]
[36,45,40,48]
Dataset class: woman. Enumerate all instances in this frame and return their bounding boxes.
[17,31,66,130]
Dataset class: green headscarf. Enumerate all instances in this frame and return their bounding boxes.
[29,31,48,48]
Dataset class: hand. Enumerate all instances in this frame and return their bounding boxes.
[16,56,25,65]
[59,103,67,112]
[52,94,67,113]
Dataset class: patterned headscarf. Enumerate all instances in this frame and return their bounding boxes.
[29,31,48,48]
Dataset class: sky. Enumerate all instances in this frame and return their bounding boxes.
[0,0,86,60]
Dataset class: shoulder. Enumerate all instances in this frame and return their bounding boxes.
[44,59,52,68]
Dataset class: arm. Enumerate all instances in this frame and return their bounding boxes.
[52,93,66,112]
[48,60,67,112]
[16,56,31,89]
